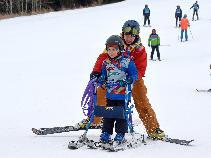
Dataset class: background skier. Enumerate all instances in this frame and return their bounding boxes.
[175,5,182,27]
[190,1,199,21]
[143,4,151,27]
[148,29,161,61]
[180,14,190,42]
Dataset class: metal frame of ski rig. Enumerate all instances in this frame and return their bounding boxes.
[81,78,135,139]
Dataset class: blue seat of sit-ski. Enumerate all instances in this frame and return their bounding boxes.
[94,105,125,119]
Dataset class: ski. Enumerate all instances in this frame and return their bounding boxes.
[162,137,194,145]
[68,133,90,149]
[143,25,151,27]
[68,133,144,151]
[147,135,194,146]
[149,59,162,62]
[87,134,145,152]
[196,89,211,92]
[32,124,102,135]
[149,59,157,61]
[108,136,144,152]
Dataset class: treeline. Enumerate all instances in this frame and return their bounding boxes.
[0,0,124,15]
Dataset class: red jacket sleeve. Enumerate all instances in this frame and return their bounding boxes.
[92,52,108,73]
[132,46,147,79]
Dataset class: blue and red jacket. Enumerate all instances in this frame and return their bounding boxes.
[100,54,138,100]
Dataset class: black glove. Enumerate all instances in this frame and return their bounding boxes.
[148,44,150,47]
[90,71,101,80]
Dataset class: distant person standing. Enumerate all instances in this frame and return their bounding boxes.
[143,4,151,27]
[148,29,161,61]
[190,1,199,21]
[175,5,182,27]
[180,14,190,42]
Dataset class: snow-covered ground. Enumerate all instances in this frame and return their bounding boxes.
[0,0,211,157]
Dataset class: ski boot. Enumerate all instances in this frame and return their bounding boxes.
[148,128,165,139]
[100,132,111,143]
[114,133,125,143]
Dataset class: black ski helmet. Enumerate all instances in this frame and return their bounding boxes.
[105,35,124,52]
[122,20,140,36]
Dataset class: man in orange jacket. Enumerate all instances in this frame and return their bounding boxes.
[180,14,190,42]
[78,20,165,139]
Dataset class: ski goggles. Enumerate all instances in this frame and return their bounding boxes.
[122,27,139,36]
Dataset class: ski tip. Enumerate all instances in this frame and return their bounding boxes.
[32,128,42,135]
[186,139,194,146]
[68,145,78,150]
[189,139,194,143]
[68,141,79,150]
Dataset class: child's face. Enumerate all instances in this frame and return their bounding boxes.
[107,45,120,58]
[123,34,136,45]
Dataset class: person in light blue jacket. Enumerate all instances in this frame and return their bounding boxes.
[143,4,151,26]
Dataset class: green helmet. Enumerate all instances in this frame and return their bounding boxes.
[122,20,140,36]
[105,35,124,52]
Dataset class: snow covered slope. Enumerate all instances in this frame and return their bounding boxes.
[0,0,211,157]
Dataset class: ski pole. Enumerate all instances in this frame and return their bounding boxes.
[189,29,194,39]
[178,28,181,41]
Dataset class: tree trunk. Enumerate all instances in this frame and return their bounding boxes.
[9,0,12,14]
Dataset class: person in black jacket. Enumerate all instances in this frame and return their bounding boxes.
[143,4,151,26]
[175,5,182,27]
[190,1,199,21]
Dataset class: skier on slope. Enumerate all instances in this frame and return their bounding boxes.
[97,35,138,143]
[190,1,199,21]
[148,29,161,61]
[175,5,182,27]
[143,4,151,27]
[180,14,190,42]
[77,20,165,139]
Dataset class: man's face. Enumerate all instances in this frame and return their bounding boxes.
[107,45,119,58]
[123,34,136,45]
[152,30,156,34]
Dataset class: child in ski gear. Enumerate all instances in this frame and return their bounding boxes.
[79,20,165,139]
[98,35,138,142]
[148,29,161,61]
[175,5,182,27]
[143,4,151,26]
[190,1,199,21]
[180,14,190,42]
